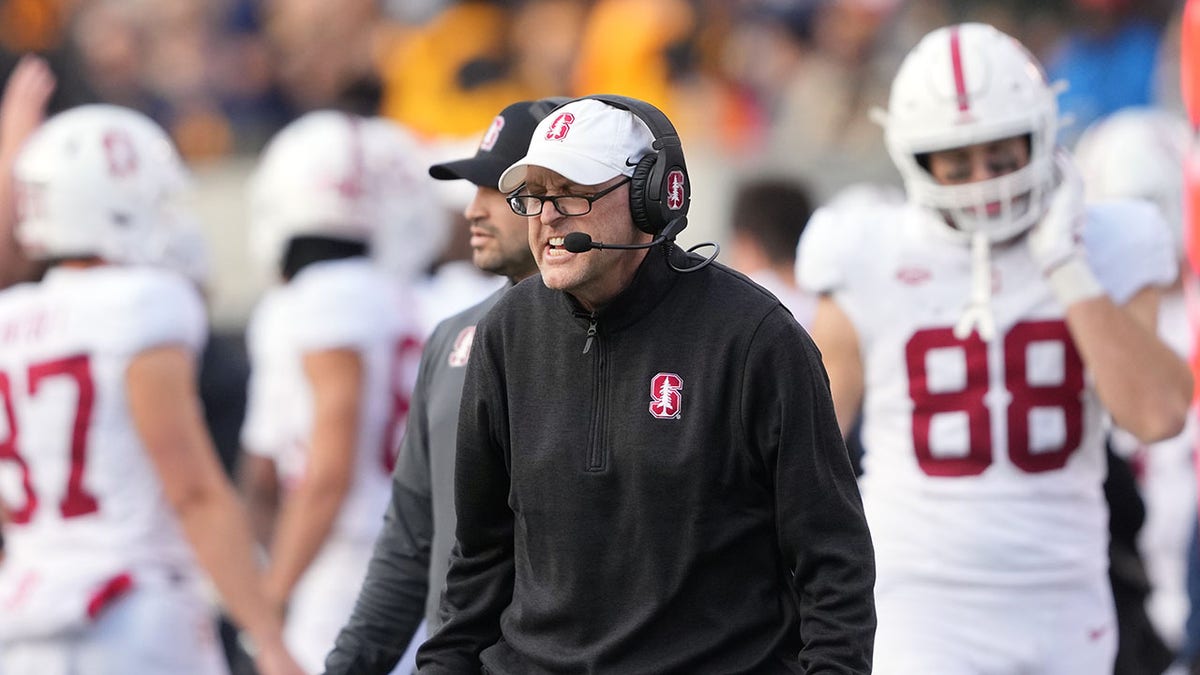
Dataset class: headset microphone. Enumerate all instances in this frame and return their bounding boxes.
[562,232,665,253]
[560,217,720,273]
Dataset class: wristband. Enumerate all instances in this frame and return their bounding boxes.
[1046,257,1104,307]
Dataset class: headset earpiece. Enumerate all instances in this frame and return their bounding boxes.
[547,94,690,238]
[629,153,658,235]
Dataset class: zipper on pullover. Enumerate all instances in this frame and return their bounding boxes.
[587,334,608,471]
[578,311,607,471]
[582,314,598,354]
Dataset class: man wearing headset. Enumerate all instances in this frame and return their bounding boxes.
[417,95,876,673]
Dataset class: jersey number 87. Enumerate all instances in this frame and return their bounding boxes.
[0,354,99,524]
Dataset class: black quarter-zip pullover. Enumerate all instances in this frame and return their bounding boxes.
[419,244,875,674]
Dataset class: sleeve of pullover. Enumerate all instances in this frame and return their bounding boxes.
[742,307,877,674]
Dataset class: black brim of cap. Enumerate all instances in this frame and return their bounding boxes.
[428,153,515,189]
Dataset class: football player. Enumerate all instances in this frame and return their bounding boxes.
[0,105,302,675]
[1075,106,1197,652]
[798,23,1192,673]
[238,111,435,674]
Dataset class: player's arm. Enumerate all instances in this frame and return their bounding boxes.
[238,452,280,548]
[1060,286,1190,442]
[126,345,303,675]
[809,295,865,438]
[326,338,441,675]
[262,347,361,612]
[0,55,54,289]
[1029,154,1192,442]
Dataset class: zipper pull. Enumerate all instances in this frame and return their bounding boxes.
[582,317,597,354]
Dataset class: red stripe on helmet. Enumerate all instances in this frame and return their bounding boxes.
[950,27,970,112]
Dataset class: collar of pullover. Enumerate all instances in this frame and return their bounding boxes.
[557,242,686,331]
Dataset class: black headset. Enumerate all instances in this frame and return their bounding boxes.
[552,94,691,239]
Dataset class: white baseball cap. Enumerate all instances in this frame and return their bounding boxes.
[497,98,656,193]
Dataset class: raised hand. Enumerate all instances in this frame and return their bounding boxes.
[0,54,56,161]
[1027,149,1104,306]
[1027,149,1087,277]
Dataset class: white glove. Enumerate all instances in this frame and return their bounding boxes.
[1027,149,1103,306]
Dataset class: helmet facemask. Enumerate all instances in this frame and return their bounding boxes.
[906,137,1056,244]
[875,22,1063,245]
[874,23,1065,341]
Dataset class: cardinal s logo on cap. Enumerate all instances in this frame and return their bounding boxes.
[545,113,575,141]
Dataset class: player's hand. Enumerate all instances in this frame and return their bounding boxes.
[1027,149,1087,277]
[252,637,306,675]
[0,55,56,160]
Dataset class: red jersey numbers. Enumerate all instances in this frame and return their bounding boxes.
[905,320,1084,477]
[380,335,423,474]
[0,354,99,524]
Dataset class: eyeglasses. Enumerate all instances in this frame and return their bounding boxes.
[507,177,631,217]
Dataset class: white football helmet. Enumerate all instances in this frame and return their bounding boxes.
[14,104,191,264]
[248,110,377,271]
[362,116,449,280]
[875,22,1062,242]
[1074,107,1189,259]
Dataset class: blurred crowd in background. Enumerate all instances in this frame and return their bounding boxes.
[0,0,1187,328]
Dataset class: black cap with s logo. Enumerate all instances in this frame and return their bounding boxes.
[428,97,569,188]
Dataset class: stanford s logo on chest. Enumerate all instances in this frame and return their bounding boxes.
[649,372,683,419]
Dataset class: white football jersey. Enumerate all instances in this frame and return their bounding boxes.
[0,266,207,633]
[799,199,1176,587]
[241,258,422,543]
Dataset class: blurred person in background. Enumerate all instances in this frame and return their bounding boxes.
[571,0,696,120]
[261,0,383,116]
[1074,106,1198,673]
[324,96,560,675]
[410,161,507,333]
[0,103,302,675]
[724,0,904,202]
[69,0,170,126]
[1045,0,1178,147]
[800,23,1191,672]
[725,175,816,327]
[376,0,581,138]
[237,111,437,674]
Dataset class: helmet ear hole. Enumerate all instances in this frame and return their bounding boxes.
[629,153,658,235]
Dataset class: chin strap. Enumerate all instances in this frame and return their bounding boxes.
[953,230,997,342]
